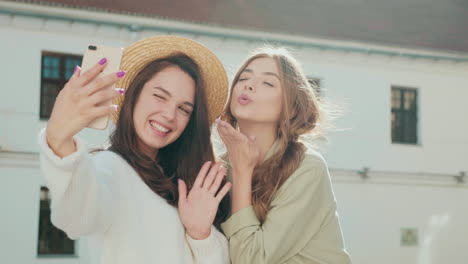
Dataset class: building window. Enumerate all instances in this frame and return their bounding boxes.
[308,78,321,98]
[40,52,82,119]
[38,187,75,256]
[391,86,418,144]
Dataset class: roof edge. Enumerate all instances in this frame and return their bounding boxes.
[2,0,468,62]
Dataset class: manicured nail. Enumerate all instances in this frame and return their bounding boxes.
[73,65,80,74]
[99,58,107,65]
[112,104,118,111]
[116,71,126,78]
[115,88,125,94]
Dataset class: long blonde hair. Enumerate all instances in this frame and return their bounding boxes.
[221,47,322,223]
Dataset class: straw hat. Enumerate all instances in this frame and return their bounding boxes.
[112,36,228,124]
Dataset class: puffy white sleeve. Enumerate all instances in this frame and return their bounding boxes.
[38,128,118,239]
[186,225,230,264]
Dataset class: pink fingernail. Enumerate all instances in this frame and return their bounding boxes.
[116,88,125,94]
[99,58,107,65]
[116,71,126,78]
[73,65,80,74]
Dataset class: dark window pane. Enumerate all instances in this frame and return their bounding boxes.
[64,58,80,79]
[40,95,55,119]
[391,111,401,142]
[51,57,59,67]
[404,90,416,110]
[391,89,401,109]
[40,52,82,119]
[405,113,417,143]
[64,67,74,80]
[65,59,73,68]
[43,69,50,79]
[42,82,58,95]
[37,187,75,255]
[51,69,60,79]
[43,67,60,80]
[43,56,61,80]
[43,56,50,67]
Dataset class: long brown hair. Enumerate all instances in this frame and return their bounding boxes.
[109,54,229,227]
[222,48,321,223]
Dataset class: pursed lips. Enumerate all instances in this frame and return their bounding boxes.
[238,93,252,105]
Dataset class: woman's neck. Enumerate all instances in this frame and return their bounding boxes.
[237,120,277,159]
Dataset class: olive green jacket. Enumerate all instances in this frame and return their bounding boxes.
[221,144,352,264]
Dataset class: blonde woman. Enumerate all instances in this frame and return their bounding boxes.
[215,48,352,263]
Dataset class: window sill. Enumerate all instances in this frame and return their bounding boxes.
[37,254,78,259]
[391,142,422,147]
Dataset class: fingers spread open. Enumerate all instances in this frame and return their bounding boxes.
[193,161,212,188]
[202,162,221,190]
[215,182,232,202]
[178,179,188,201]
[209,166,227,195]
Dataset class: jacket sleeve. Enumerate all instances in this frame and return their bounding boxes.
[221,156,351,264]
[38,128,118,239]
[186,225,230,263]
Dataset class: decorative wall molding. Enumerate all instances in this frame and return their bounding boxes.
[331,167,468,188]
[0,149,465,188]
[0,150,39,168]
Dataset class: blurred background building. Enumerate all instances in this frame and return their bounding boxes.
[1,0,467,263]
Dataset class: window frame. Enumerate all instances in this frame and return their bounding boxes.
[391,86,419,145]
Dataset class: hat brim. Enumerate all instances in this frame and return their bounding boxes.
[112,36,228,124]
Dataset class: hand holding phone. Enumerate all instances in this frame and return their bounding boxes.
[46,45,124,157]
[81,45,124,129]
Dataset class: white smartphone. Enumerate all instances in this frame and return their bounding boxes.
[81,44,123,130]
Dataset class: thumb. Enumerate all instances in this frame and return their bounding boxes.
[178,179,188,204]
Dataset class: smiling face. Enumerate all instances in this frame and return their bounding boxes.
[132,66,195,157]
[230,57,283,125]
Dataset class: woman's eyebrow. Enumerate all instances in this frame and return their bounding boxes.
[153,86,171,97]
[154,86,194,108]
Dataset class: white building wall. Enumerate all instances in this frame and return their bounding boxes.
[1,2,467,263]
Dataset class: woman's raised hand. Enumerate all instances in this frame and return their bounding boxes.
[46,59,125,157]
[178,161,231,240]
[216,119,262,179]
